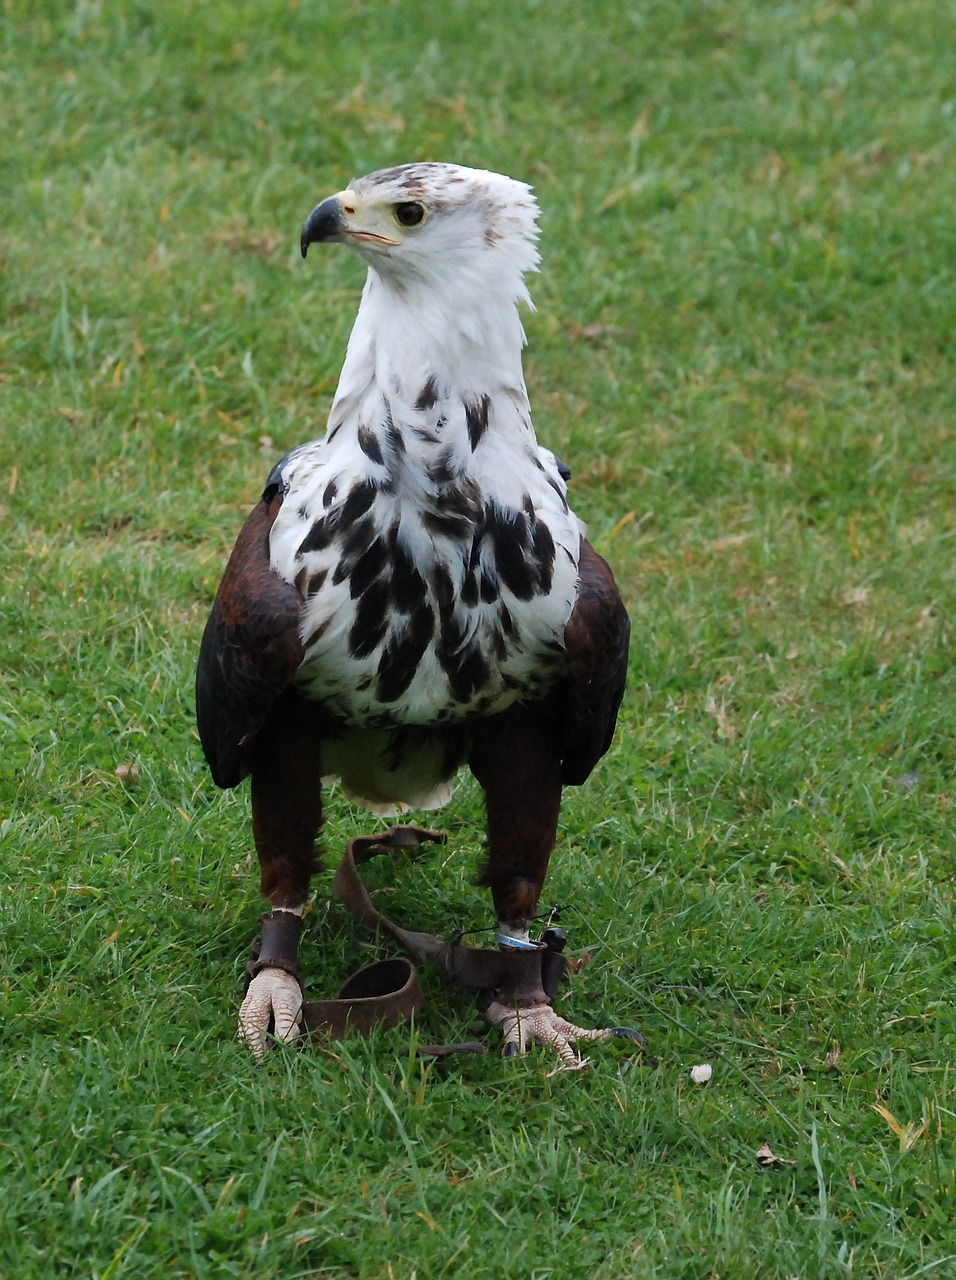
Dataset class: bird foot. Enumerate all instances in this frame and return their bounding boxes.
[239,909,306,1059]
[485,998,643,1071]
[239,967,303,1061]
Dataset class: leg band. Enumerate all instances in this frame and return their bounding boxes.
[247,910,305,983]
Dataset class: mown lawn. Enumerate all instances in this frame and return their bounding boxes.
[1,1,954,1276]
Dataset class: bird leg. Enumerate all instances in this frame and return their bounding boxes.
[471,703,563,933]
[471,703,642,1068]
[239,692,323,1059]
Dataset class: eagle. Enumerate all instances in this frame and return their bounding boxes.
[196,162,632,1065]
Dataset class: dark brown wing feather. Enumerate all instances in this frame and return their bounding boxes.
[196,493,304,788]
[558,540,630,785]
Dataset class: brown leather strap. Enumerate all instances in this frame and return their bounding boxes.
[297,825,568,1050]
[301,956,487,1055]
[331,824,567,997]
[301,957,424,1037]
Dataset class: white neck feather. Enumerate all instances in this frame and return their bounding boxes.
[331,255,534,419]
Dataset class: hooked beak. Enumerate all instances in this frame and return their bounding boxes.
[301,191,402,259]
[300,196,348,258]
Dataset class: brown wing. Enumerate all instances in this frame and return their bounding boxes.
[558,540,630,786]
[196,492,304,789]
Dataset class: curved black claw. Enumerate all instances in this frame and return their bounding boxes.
[609,1026,646,1046]
[502,1041,520,1058]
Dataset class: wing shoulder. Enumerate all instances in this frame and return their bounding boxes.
[196,493,304,788]
[559,540,630,785]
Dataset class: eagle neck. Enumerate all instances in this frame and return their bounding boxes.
[333,266,530,414]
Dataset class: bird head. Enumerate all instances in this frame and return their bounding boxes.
[300,162,540,302]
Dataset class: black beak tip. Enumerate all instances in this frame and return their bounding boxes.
[300,196,345,261]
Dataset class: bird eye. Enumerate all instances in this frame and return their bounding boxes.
[394,201,425,227]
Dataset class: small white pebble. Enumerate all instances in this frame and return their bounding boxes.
[690,1063,713,1084]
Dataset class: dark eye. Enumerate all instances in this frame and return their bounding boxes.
[395,201,425,227]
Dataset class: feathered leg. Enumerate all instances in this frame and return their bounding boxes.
[471,701,562,935]
[470,701,641,1068]
[239,690,323,1059]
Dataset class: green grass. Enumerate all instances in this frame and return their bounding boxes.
[2,0,955,1275]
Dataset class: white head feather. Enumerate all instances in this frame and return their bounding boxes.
[309,162,541,405]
